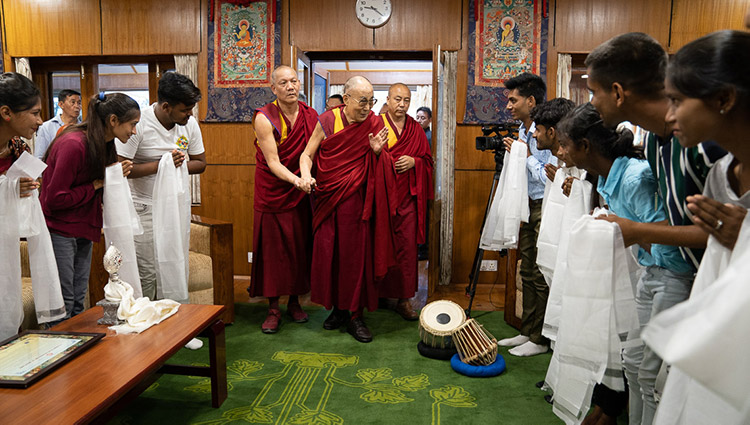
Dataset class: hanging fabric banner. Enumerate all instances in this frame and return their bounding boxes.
[205,0,281,122]
[464,0,548,124]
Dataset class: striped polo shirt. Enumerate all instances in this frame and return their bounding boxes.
[644,133,727,271]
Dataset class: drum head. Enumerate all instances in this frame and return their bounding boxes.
[419,300,466,333]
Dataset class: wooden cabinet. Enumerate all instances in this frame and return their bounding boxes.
[670,0,750,51]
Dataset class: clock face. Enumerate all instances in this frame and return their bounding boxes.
[356,0,392,28]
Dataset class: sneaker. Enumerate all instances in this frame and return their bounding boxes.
[287,303,309,323]
[262,309,281,334]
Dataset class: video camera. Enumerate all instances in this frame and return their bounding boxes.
[475,122,520,152]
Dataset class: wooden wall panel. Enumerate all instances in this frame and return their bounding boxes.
[200,123,257,165]
[452,170,507,285]
[455,125,497,171]
[192,165,255,276]
[374,0,462,50]
[670,0,750,51]
[2,0,102,56]
[289,0,372,51]
[100,0,200,55]
[553,0,671,52]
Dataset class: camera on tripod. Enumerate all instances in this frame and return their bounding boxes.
[475,123,520,152]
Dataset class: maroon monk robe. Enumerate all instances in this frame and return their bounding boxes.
[249,100,318,298]
[379,113,434,299]
[311,106,398,312]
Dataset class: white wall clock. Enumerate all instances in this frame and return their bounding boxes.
[355,0,392,28]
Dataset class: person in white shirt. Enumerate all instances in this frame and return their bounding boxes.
[116,72,206,304]
[35,89,81,159]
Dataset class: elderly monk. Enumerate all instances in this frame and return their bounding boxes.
[299,76,398,343]
[250,65,319,334]
[378,83,433,320]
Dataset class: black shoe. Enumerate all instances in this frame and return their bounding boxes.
[535,380,545,389]
[323,309,349,330]
[544,394,553,405]
[347,318,373,343]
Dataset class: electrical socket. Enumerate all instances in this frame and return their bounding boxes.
[248,252,253,263]
[480,260,497,272]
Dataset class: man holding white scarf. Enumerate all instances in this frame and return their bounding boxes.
[116,72,205,306]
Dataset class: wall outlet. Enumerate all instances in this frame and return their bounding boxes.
[248,252,253,263]
[480,260,497,272]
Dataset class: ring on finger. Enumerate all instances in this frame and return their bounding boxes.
[715,219,724,231]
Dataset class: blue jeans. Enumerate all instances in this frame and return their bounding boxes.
[50,232,93,319]
[623,266,693,425]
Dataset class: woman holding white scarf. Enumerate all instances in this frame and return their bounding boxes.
[41,93,139,319]
[558,103,694,425]
[641,30,750,425]
[0,72,66,339]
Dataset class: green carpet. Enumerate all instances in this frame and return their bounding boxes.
[108,304,577,425]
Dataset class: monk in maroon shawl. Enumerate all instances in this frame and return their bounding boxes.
[299,76,398,343]
[378,84,433,320]
[251,65,318,333]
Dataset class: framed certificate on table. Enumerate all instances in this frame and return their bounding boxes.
[0,331,105,388]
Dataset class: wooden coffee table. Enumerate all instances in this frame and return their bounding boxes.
[0,304,227,424]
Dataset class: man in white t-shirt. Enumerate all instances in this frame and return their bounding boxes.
[117,72,206,303]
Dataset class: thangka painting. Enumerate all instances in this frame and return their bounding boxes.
[464,0,548,124]
[205,0,281,122]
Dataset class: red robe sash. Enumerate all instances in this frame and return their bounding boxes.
[254,100,318,212]
[315,107,399,279]
[382,113,434,244]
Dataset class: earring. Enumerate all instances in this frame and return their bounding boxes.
[720,109,726,115]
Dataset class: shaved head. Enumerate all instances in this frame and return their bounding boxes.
[386,82,411,120]
[271,65,295,84]
[342,76,375,123]
[388,83,409,97]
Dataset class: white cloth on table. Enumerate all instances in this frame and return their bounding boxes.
[103,162,143,298]
[0,154,65,339]
[104,275,179,335]
[479,141,529,251]
[152,152,190,303]
[546,211,640,424]
[643,214,750,425]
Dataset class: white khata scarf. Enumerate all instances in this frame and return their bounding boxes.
[479,141,529,250]
[103,162,143,298]
[537,166,589,284]
[546,211,640,425]
[0,154,65,339]
[152,152,190,303]
[643,214,750,425]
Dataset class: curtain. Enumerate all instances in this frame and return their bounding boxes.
[14,58,37,154]
[329,84,344,96]
[174,54,202,205]
[411,85,432,117]
[437,51,457,285]
[556,53,572,100]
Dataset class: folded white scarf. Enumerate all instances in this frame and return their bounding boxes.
[152,152,190,303]
[103,263,180,335]
[479,141,529,251]
[644,214,750,425]
[547,211,640,424]
[103,163,143,298]
[0,156,65,339]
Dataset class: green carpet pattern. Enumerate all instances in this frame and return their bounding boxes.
[110,304,567,425]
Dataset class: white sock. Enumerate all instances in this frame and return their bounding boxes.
[508,341,548,357]
[184,338,203,350]
[497,334,529,347]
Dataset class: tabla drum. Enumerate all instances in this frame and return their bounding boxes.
[451,318,498,366]
[419,300,466,349]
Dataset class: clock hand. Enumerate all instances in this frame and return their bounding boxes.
[365,5,383,16]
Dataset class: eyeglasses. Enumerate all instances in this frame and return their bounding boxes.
[345,94,377,108]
